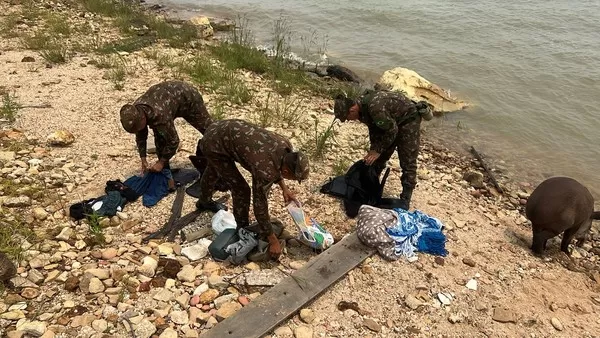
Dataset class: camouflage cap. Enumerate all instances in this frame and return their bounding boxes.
[119,104,145,133]
[284,151,310,183]
[333,95,355,122]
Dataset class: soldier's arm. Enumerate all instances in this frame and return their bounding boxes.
[252,177,274,237]
[135,126,149,158]
[368,105,398,153]
[154,122,180,162]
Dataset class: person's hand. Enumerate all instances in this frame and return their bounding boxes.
[149,160,165,173]
[140,158,149,176]
[267,234,282,259]
[364,150,380,166]
[282,188,300,207]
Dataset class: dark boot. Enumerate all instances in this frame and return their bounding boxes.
[195,199,227,213]
[399,186,413,210]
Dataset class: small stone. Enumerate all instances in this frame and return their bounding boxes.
[46,130,75,147]
[199,289,219,304]
[177,264,197,282]
[300,308,315,324]
[159,328,178,338]
[85,268,110,280]
[551,317,563,331]
[193,283,209,295]
[92,319,108,333]
[203,261,220,274]
[55,227,73,241]
[294,325,313,338]
[17,320,47,336]
[176,293,191,308]
[3,196,31,207]
[170,310,189,325]
[27,269,44,284]
[134,319,156,338]
[21,287,40,299]
[289,260,306,270]
[64,276,79,291]
[245,262,260,271]
[21,56,35,62]
[101,248,118,260]
[465,279,478,290]
[208,275,228,289]
[205,316,218,329]
[238,295,250,306]
[1,310,25,320]
[153,289,174,302]
[434,257,445,266]
[157,243,173,256]
[32,208,49,221]
[214,294,237,309]
[181,244,208,261]
[274,326,293,336]
[463,171,484,188]
[437,293,452,306]
[88,278,105,294]
[405,294,423,310]
[363,318,381,332]
[462,257,476,267]
[448,313,464,324]
[216,302,242,321]
[493,308,516,323]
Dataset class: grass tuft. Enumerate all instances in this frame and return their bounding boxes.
[1,92,21,122]
[0,212,34,261]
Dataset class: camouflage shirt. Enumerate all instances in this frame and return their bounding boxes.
[134,80,213,161]
[358,90,418,153]
[201,119,294,227]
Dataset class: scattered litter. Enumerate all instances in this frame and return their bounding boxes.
[211,210,237,236]
[287,203,334,250]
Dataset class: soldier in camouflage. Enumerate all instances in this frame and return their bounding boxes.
[195,119,310,259]
[119,80,213,186]
[334,90,433,210]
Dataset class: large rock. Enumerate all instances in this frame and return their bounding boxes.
[189,16,214,38]
[376,67,468,113]
[46,130,75,147]
[3,196,32,207]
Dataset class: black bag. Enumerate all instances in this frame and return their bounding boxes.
[320,160,403,218]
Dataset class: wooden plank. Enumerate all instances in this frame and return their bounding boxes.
[201,232,375,338]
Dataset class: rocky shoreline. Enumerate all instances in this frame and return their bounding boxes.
[0,1,599,338]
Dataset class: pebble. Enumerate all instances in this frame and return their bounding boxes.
[551,317,564,331]
[465,279,478,290]
[88,278,105,294]
[101,248,118,260]
[170,310,189,325]
[462,257,477,267]
[245,262,260,271]
[238,295,250,306]
[85,268,110,280]
[289,260,306,270]
[160,328,178,338]
[134,319,157,338]
[300,308,315,324]
[157,243,173,256]
[17,320,47,336]
[193,283,209,295]
[177,265,197,282]
[92,319,108,333]
[3,196,32,207]
[493,308,516,323]
[405,294,423,310]
[214,294,238,309]
[274,326,294,336]
[199,289,220,304]
[21,287,40,299]
[33,207,49,220]
[363,318,381,332]
[153,289,174,302]
[208,275,228,289]
[181,243,209,262]
[437,293,452,306]
[215,302,242,321]
[294,325,313,338]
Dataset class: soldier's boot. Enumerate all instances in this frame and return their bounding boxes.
[195,199,227,213]
[398,185,413,211]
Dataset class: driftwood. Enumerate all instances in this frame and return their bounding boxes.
[470,146,504,194]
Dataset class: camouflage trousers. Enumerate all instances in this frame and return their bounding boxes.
[372,116,421,190]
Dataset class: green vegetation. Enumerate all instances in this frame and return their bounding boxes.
[1,92,21,122]
[0,212,35,261]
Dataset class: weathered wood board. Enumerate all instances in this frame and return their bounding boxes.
[201,232,375,338]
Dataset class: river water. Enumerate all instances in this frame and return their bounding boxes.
[155,0,600,197]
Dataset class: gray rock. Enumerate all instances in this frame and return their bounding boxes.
[27,269,44,284]
[240,269,286,287]
[170,310,189,325]
[208,275,228,289]
[160,328,178,338]
[88,277,105,294]
[153,289,174,302]
[214,294,237,309]
[32,207,49,221]
[55,227,73,241]
[29,253,51,269]
[85,268,110,280]
[463,171,484,189]
[134,319,157,338]
[4,196,32,207]
[177,265,197,283]
[92,319,108,333]
[17,320,47,336]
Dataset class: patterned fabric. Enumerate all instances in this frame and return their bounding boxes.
[129,80,213,161]
[356,205,398,260]
[197,119,305,237]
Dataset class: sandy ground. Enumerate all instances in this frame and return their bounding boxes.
[1,1,600,337]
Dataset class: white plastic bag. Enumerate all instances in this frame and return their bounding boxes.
[211,210,237,235]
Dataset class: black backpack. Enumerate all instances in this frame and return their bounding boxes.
[320,160,403,218]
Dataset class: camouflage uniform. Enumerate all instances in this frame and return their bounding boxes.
[196,119,298,237]
[132,81,213,163]
[358,90,424,205]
